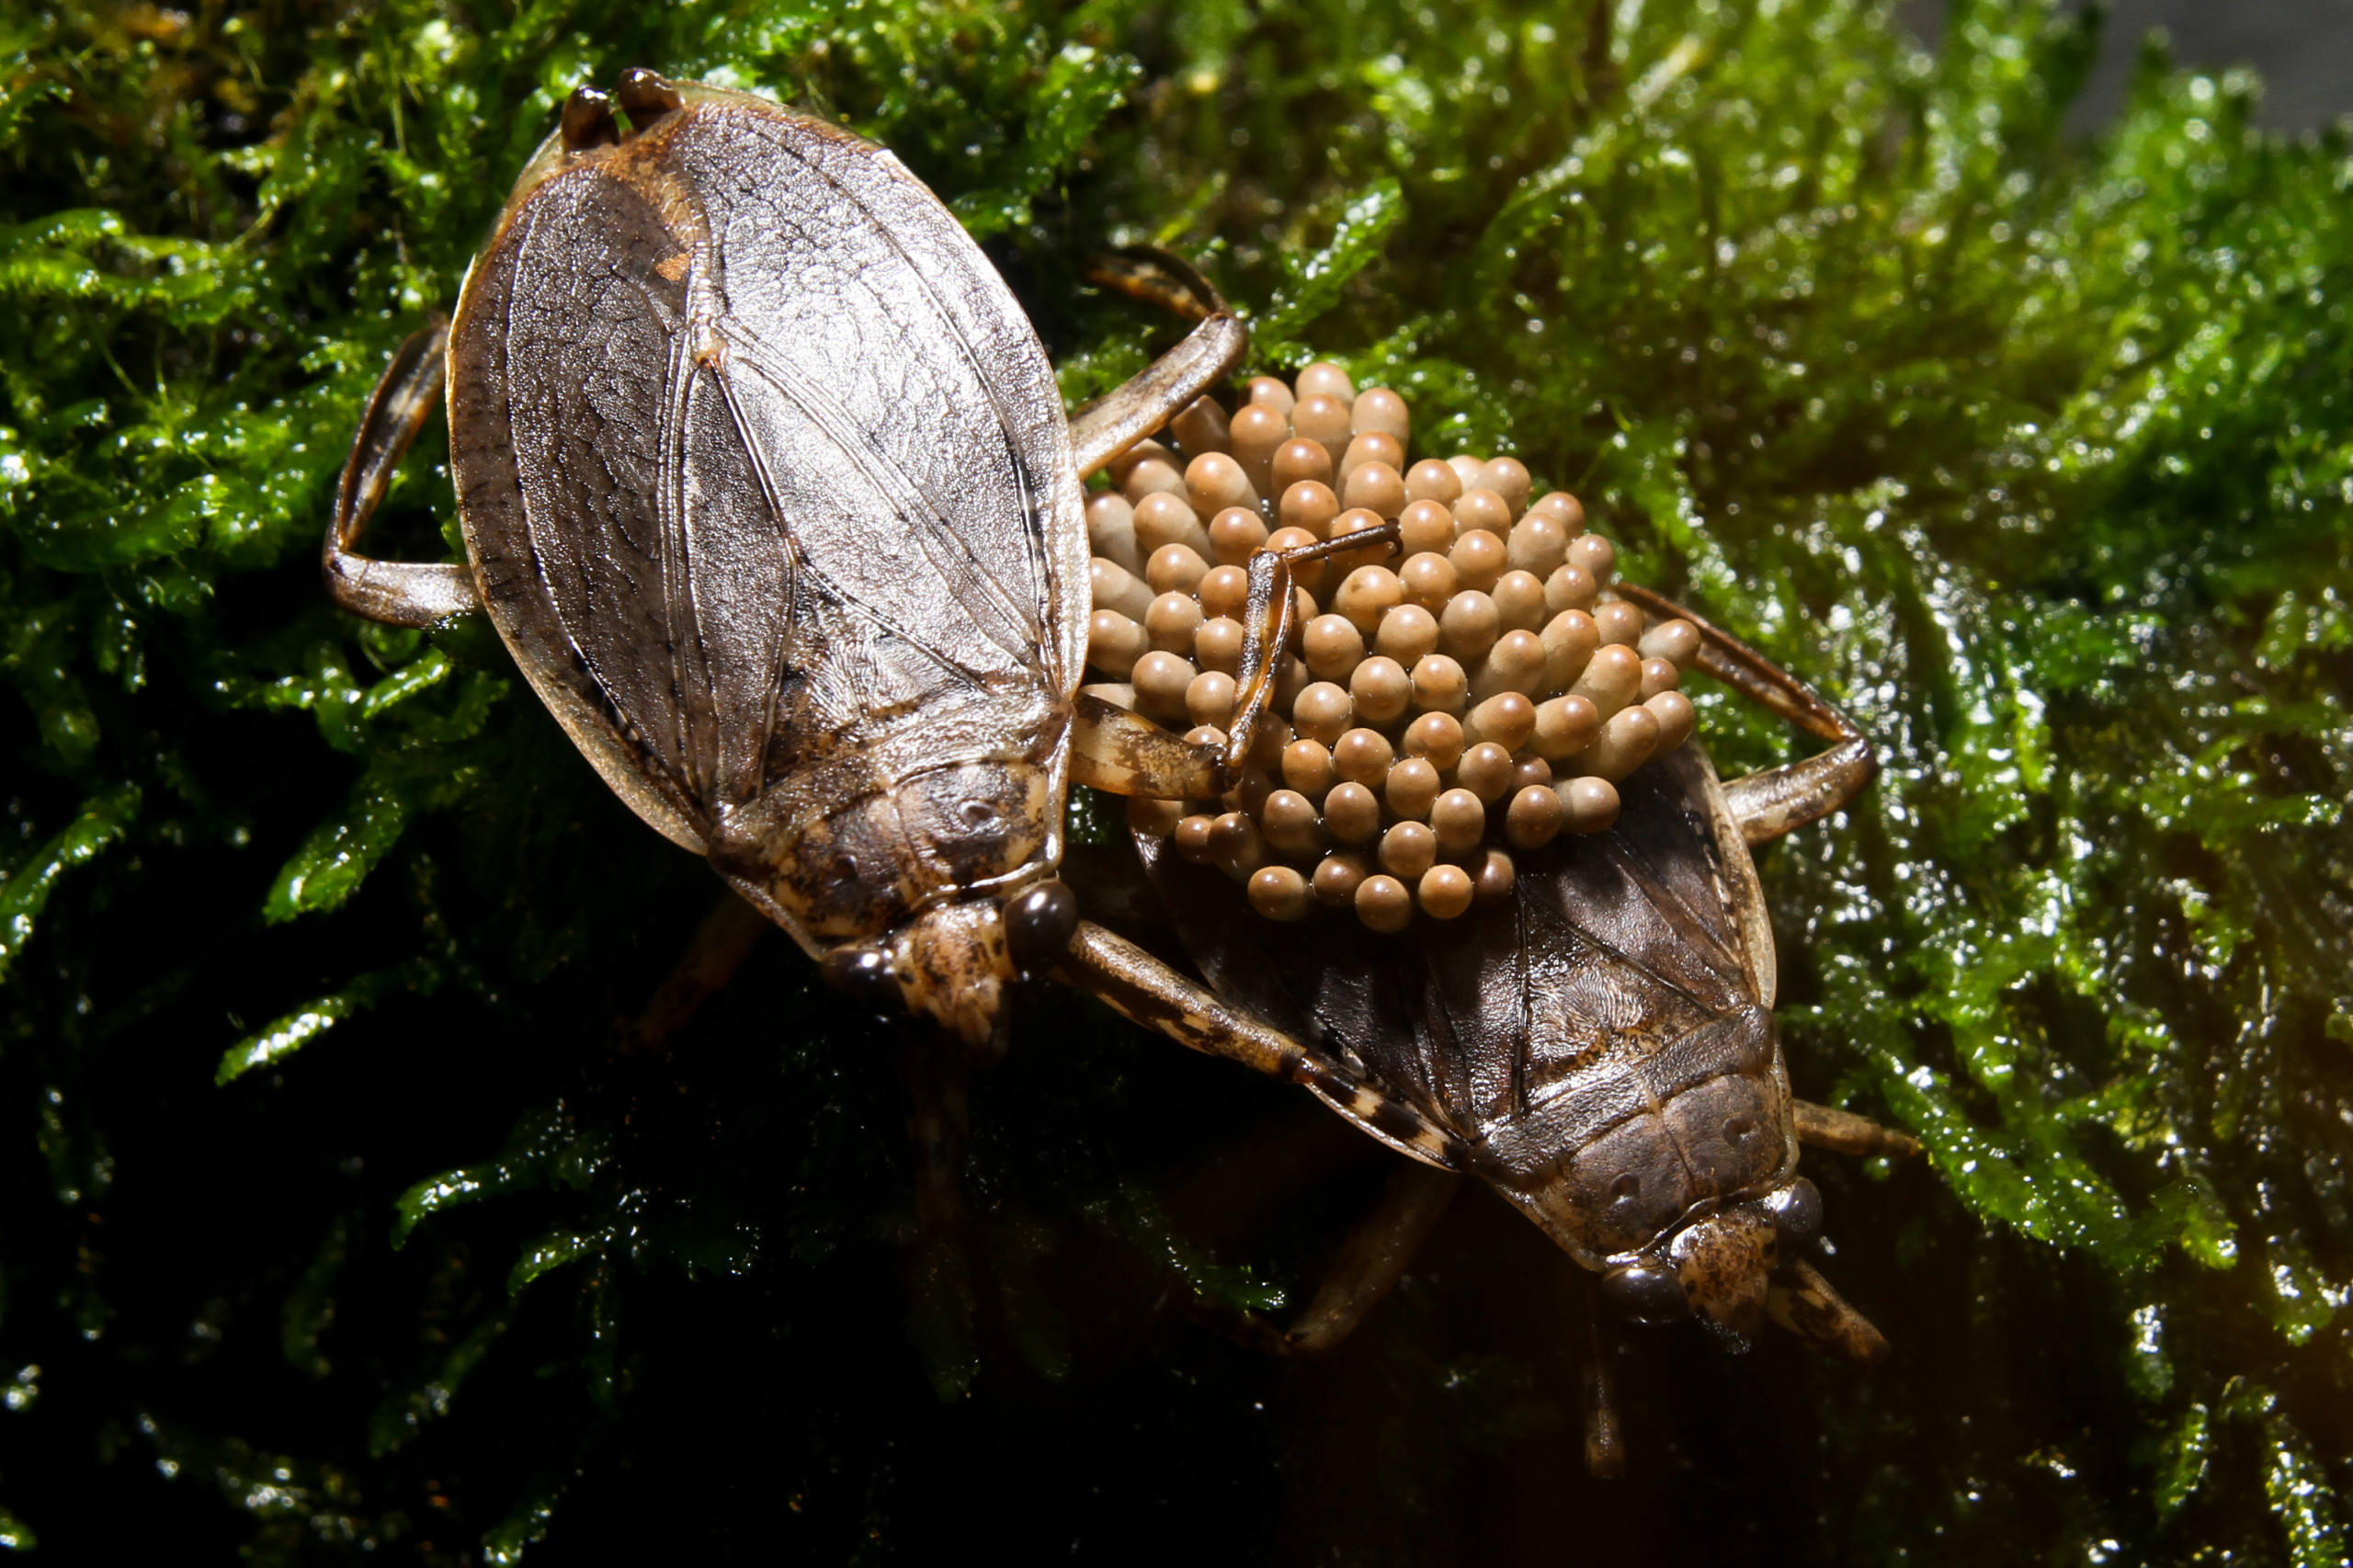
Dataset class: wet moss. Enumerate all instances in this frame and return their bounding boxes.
[2,0,2349,1561]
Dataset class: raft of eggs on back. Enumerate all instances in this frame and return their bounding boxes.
[1081,361,1703,934]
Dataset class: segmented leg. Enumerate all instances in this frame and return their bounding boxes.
[1069,250,1249,479]
[1793,1099,1923,1159]
[1767,1259,1890,1366]
[1056,921,1472,1173]
[1613,584,1877,846]
[1280,1162,1462,1354]
[612,891,770,1054]
[322,318,483,627]
[1577,1277,1628,1479]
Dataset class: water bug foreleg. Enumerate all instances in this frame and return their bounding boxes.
[322,317,483,627]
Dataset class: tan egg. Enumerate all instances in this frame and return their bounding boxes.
[1127,795,1185,838]
[1247,865,1313,922]
[1341,460,1406,518]
[1291,395,1353,471]
[1313,851,1370,906]
[1397,498,1458,556]
[1531,694,1601,760]
[1404,459,1464,506]
[1639,657,1680,699]
[1569,643,1643,721]
[1472,847,1517,906]
[1449,528,1507,594]
[1209,811,1267,881]
[1303,613,1367,681]
[1279,479,1341,539]
[1558,775,1620,835]
[1194,616,1245,676]
[1593,600,1645,649]
[1297,361,1357,401]
[1471,629,1546,703]
[1187,670,1239,729]
[1087,492,1143,575]
[1184,722,1232,753]
[1453,486,1513,538]
[1174,812,1220,863]
[1186,452,1258,519]
[1229,403,1289,499]
[1385,756,1441,821]
[1245,714,1292,773]
[1464,690,1536,753]
[1355,872,1414,933]
[1272,653,1313,714]
[1117,440,1186,499]
[1132,652,1199,724]
[1581,704,1661,781]
[1266,526,1327,593]
[1456,742,1517,804]
[1438,590,1501,664]
[1259,790,1327,857]
[1647,690,1697,753]
[1283,737,1339,797]
[1418,863,1475,920]
[1567,532,1615,585]
[1090,555,1155,621]
[1332,564,1404,634]
[1506,513,1568,577]
[1247,376,1296,415]
[1404,710,1466,771]
[1512,752,1555,792]
[1087,609,1149,677]
[1325,508,1392,573]
[1349,654,1412,726]
[1379,821,1438,880]
[1353,387,1411,442]
[1639,618,1701,667]
[1332,726,1397,788]
[1479,457,1532,517]
[1529,491,1586,532]
[1194,564,1247,620]
[1429,789,1487,854]
[1410,653,1469,715]
[1376,604,1441,665]
[1340,431,1405,478]
[1505,783,1564,849]
[1145,590,1204,653]
[1492,570,1548,634]
[1324,782,1382,845]
[1398,551,1458,612]
[1273,437,1335,494]
[1171,395,1232,457]
[1447,455,1487,490]
[1291,681,1355,744]
[1545,563,1599,614]
[1541,609,1599,691]
[1208,506,1268,566]
[1135,491,1213,561]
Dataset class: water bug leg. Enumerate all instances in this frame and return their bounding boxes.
[1068,250,1248,478]
[612,890,770,1054]
[1577,1275,1628,1479]
[1767,1258,1890,1366]
[1279,1161,1462,1355]
[322,317,483,627]
[1793,1099,1923,1160]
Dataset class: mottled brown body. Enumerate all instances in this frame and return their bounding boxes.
[437,82,1095,1044]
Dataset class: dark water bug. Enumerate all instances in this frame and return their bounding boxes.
[1063,580,1919,1470]
[324,71,1249,1052]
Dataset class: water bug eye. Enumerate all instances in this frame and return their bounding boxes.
[820,946,900,1017]
[1763,1176,1824,1247]
[1599,1263,1690,1323]
[1004,881,1080,978]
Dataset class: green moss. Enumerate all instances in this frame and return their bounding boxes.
[3,0,2350,1559]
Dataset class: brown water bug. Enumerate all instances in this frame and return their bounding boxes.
[1056,413,1920,1467]
[324,70,1259,1053]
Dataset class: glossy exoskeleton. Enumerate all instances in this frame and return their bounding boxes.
[1060,587,1917,1460]
[325,71,1250,1052]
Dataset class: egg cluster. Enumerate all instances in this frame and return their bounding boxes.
[1082,361,1700,932]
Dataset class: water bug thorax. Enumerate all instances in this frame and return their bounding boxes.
[886,900,1015,1054]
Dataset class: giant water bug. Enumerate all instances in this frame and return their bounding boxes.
[326,70,1265,1053]
[1062,585,1919,1471]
